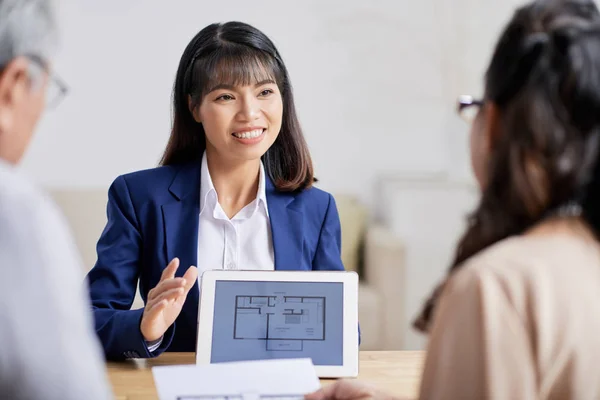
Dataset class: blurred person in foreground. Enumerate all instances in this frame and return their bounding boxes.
[308,0,600,398]
[0,0,111,398]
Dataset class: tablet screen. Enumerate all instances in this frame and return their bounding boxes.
[209,280,344,366]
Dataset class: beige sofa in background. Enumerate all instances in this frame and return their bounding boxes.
[50,189,406,350]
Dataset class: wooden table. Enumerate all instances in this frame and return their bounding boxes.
[108,351,425,400]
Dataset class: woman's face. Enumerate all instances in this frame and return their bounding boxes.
[192,78,283,163]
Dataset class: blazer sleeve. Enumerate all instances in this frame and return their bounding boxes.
[311,193,362,343]
[87,175,175,360]
[312,194,345,271]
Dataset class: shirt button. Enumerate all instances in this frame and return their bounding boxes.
[227,262,236,270]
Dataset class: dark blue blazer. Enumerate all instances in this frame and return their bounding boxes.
[86,162,346,360]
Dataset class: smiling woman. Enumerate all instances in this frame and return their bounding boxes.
[162,21,313,191]
[86,21,348,361]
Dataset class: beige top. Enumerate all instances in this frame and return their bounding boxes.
[419,221,600,400]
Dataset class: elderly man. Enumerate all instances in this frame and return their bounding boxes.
[0,0,112,399]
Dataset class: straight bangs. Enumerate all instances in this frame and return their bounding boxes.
[189,44,283,104]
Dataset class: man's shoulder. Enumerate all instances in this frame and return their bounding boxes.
[0,163,82,279]
[0,165,56,224]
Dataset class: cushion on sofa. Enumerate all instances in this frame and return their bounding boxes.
[335,195,368,274]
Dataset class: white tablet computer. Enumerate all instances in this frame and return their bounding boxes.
[196,270,359,378]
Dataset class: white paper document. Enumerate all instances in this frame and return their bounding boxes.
[152,358,321,400]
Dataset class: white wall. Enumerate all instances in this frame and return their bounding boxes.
[379,175,479,349]
[22,0,530,349]
[22,0,521,198]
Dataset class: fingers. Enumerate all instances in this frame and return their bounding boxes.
[144,299,168,321]
[182,266,198,291]
[306,384,335,400]
[160,257,180,281]
[148,260,196,309]
[305,389,325,400]
[168,267,198,308]
[306,381,376,400]
[148,277,186,301]
[147,287,184,310]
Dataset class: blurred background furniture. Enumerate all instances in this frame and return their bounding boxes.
[50,189,406,350]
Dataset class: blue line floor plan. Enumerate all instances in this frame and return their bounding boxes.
[234,295,326,351]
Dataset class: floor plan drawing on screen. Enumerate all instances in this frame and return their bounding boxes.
[234,295,325,351]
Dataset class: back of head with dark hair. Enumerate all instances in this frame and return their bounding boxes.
[161,21,314,192]
[415,0,600,332]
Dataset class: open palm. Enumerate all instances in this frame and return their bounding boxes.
[140,258,198,342]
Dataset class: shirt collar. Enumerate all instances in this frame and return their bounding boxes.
[199,152,269,217]
[199,152,216,216]
[256,161,269,216]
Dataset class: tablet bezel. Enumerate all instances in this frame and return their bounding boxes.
[196,270,359,378]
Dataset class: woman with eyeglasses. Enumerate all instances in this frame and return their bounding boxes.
[307,0,600,398]
[86,21,347,359]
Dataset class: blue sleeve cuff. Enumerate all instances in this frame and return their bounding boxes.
[100,308,176,359]
[145,336,163,353]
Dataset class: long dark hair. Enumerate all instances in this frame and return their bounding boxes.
[415,0,600,332]
[160,21,314,192]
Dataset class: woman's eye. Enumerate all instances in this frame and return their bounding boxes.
[216,94,234,101]
[259,89,274,97]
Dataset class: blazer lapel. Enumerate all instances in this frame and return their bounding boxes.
[266,177,306,271]
[162,166,307,274]
[161,163,202,327]
[161,163,201,280]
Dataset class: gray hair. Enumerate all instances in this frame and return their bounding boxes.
[0,0,57,68]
